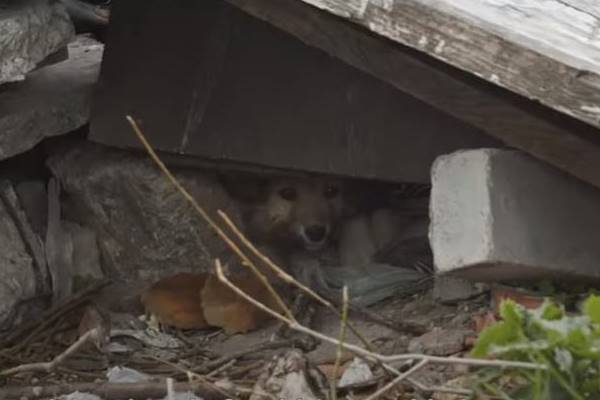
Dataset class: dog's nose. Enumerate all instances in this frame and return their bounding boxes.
[304,225,327,243]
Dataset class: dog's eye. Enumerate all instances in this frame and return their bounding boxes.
[278,187,297,201]
[324,185,340,199]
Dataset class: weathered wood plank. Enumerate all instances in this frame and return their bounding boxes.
[287,0,600,129]
[91,0,500,183]
[226,0,600,189]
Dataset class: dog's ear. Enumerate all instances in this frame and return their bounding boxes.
[218,171,269,204]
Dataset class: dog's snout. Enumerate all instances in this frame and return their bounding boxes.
[304,225,327,243]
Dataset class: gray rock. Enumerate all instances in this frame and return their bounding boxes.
[0,35,101,160]
[408,327,468,356]
[46,177,73,302]
[433,276,488,304]
[64,221,104,282]
[15,180,48,237]
[47,142,244,283]
[0,0,74,84]
[0,183,40,332]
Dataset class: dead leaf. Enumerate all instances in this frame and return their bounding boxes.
[140,273,209,330]
[201,273,284,334]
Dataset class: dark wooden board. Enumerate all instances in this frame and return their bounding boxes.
[90,0,500,183]
[224,0,600,189]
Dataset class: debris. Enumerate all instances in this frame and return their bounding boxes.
[78,304,111,351]
[0,327,103,376]
[338,357,373,388]
[472,311,497,334]
[60,392,102,400]
[0,279,109,350]
[0,381,224,400]
[0,0,73,85]
[161,391,204,400]
[433,276,487,304]
[408,328,469,356]
[106,366,150,383]
[0,181,47,331]
[196,339,297,374]
[110,329,182,350]
[0,35,100,160]
[293,260,428,307]
[490,284,545,313]
[105,342,131,354]
[249,350,327,400]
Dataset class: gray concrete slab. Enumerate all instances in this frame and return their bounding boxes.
[430,149,600,282]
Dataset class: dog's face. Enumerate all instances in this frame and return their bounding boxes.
[262,177,344,252]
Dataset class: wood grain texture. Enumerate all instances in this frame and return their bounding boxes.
[226,0,600,188]
[91,0,500,184]
[287,0,600,129]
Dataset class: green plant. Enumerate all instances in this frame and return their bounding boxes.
[471,295,600,399]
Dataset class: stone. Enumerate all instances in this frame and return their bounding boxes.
[63,221,104,284]
[0,182,41,332]
[408,327,468,356]
[433,276,488,304]
[0,0,74,85]
[47,141,244,283]
[0,35,101,160]
[46,178,73,302]
[338,358,374,388]
[15,180,48,237]
[430,149,600,282]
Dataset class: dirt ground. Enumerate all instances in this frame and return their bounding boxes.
[0,283,490,399]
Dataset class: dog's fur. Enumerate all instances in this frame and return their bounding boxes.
[220,173,348,255]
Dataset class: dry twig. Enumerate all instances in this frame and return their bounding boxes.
[331,286,350,400]
[127,115,292,322]
[1,328,100,376]
[127,115,544,399]
[0,279,110,352]
[196,338,296,374]
[365,359,428,400]
[0,380,223,400]
[213,260,544,370]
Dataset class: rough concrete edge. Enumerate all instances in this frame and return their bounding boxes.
[429,148,500,273]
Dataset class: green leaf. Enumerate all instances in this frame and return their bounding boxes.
[472,320,521,357]
[583,295,600,324]
[500,300,524,326]
[540,301,563,321]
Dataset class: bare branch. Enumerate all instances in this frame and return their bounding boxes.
[331,286,349,400]
[1,328,99,376]
[126,115,293,322]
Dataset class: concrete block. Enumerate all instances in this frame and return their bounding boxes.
[430,149,600,282]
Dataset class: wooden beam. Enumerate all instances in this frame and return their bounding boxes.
[289,0,600,130]
[225,0,600,189]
